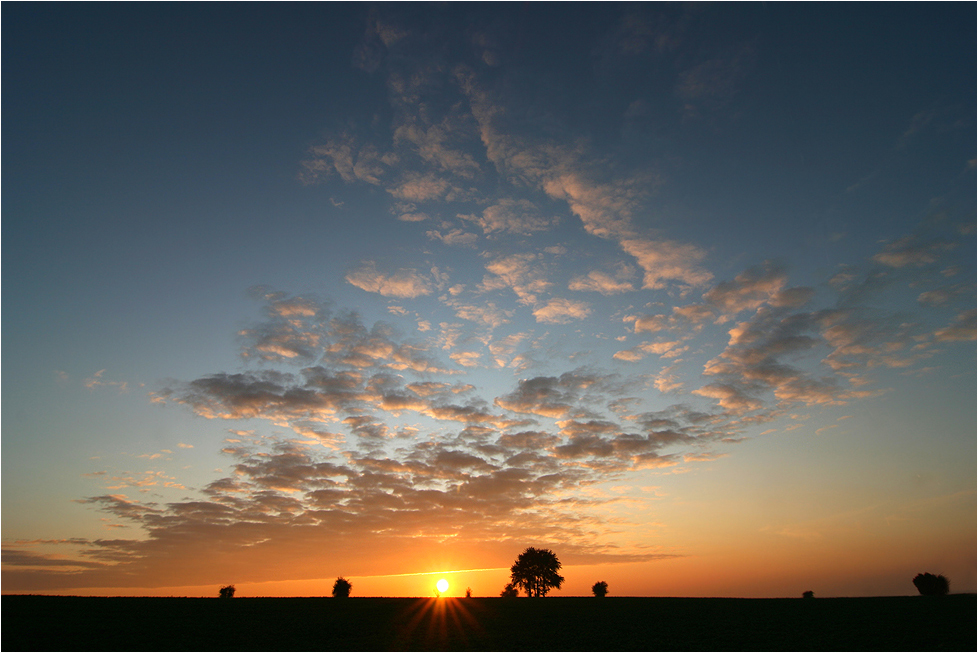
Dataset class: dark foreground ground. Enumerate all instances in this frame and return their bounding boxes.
[3,594,975,651]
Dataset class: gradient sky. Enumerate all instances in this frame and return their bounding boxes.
[3,4,975,599]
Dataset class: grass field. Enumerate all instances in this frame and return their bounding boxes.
[3,594,974,651]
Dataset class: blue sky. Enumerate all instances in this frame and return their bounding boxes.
[3,3,975,597]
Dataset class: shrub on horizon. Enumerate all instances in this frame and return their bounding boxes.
[219,585,235,599]
[500,582,519,598]
[912,573,949,596]
[802,590,814,599]
[592,581,608,597]
[465,587,472,598]
[332,577,352,598]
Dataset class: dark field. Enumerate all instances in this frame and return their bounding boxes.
[3,594,975,651]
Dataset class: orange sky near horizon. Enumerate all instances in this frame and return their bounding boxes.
[12,514,974,599]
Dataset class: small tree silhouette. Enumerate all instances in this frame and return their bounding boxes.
[499,582,519,597]
[332,577,352,598]
[913,573,949,596]
[465,587,472,598]
[802,590,814,599]
[592,581,608,597]
[509,547,564,597]
[218,585,235,599]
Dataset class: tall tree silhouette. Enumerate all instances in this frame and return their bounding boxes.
[509,547,564,597]
[332,577,352,598]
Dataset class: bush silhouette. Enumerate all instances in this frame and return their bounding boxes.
[465,587,472,598]
[509,547,564,597]
[913,573,949,596]
[218,585,235,599]
[802,590,814,599]
[592,581,608,597]
[332,577,352,598]
[499,582,519,597]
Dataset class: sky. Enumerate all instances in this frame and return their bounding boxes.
[2,4,975,599]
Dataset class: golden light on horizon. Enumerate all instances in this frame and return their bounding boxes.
[436,578,449,593]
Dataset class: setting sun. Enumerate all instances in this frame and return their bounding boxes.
[436,579,449,594]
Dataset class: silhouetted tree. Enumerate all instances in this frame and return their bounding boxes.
[592,581,608,597]
[802,590,814,599]
[499,582,519,597]
[465,587,472,598]
[509,547,564,597]
[913,573,949,596]
[332,577,352,598]
[218,585,235,599]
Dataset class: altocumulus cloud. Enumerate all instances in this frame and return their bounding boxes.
[16,218,970,591]
[346,261,435,298]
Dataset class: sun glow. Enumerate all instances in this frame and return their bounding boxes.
[436,578,449,593]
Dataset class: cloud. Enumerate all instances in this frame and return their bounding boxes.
[398,211,430,222]
[612,349,644,363]
[449,302,513,329]
[30,229,975,591]
[698,306,846,411]
[135,296,736,590]
[481,253,552,305]
[392,119,481,179]
[426,228,479,247]
[494,371,620,419]
[683,452,727,463]
[599,9,683,59]
[532,298,592,324]
[818,309,936,373]
[569,267,636,295]
[387,172,459,202]
[692,383,764,414]
[464,199,558,235]
[540,171,644,240]
[620,238,713,289]
[703,261,789,314]
[1,425,675,590]
[675,47,754,120]
[551,421,682,470]
[352,15,405,73]
[934,309,976,342]
[83,370,128,393]
[300,135,396,186]
[455,66,657,242]
[157,370,351,422]
[871,235,957,268]
[158,363,528,435]
[614,341,687,362]
[687,246,963,416]
[450,351,483,368]
[628,303,714,334]
[488,332,529,368]
[237,289,331,362]
[917,284,971,307]
[653,365,684,393]
[1,548,108,570]
[346,262,435,298]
